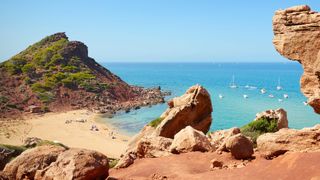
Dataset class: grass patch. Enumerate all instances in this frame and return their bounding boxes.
[241,117,278,145]
[108,158,119,168]
[35,140,69,149]
[149,117,164,128]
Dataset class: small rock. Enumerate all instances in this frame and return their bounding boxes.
[210,159,223,170]
[226,134,254,159]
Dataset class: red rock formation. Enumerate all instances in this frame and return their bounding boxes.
[273,5,320,114]
[155,84,213,138]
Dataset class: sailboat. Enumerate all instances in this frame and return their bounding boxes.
[283,94,289,99]
[229,75,238,89]
[218,94,224,99]
[268,94,274,98]
[276,78,283,90]
[260,88,267,94]
[303,101,308,106]
[243,94,249,99]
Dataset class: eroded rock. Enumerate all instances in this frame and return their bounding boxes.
[3,145,66,180]
[155,84,213,138]
[273,5,320,114]
[170,126,212,153]
[208,127,241,151]
[257,124,320,159]
[35,148,109,180]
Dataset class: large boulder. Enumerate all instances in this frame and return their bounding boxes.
[170,126,212,153]
[254,108,288,129]
[257,124,320,158]
[115,136,172,168]
[2,145,66,180]
[35,148,109,180]
[225,134,254,159]
[208,127,241,151]
[273,5,320,114]
[155,84,213,138]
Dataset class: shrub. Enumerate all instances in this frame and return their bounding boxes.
[149,117,164,127]
[21,63,35,74]
[0,96,9,104]
[37,92,55,103]
[24,77,32,84]
[241,117,278,145]
[108,158,119,168]
[62,65,79,73]
[31,82,52,93]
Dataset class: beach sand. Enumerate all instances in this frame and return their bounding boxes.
[0,110,130,158]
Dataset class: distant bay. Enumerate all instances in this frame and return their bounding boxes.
[101,62,319,135]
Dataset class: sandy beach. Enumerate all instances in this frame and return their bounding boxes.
[0,110,130,158]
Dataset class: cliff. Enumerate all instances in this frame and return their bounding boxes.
[0,33,165,118]
[273,5,320,114]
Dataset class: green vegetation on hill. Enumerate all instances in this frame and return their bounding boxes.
[0,33,111,105]
[241,117,278,145]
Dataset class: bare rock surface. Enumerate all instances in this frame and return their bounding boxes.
[170,126,212,153]
[208,127,241,151]
[257,124,320,158]
[2,146,109,180]
[35,148,109,180]
[2,145,66,180]
[225,134,254,160]
[255,108,288,129]
[155,84,213,138]
[273,5,320,113]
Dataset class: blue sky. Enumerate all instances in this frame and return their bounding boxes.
[0,0,319,63]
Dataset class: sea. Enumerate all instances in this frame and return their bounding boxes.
[100,62,319,135]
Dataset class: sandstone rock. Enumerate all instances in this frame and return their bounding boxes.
[35,148,109,180]
[115,136,172,168]
[136,136,172,158]
[170,126,212,153]
[225,134,254,159]
[254,108,288,129]
[114,153,136,169]
[273,5,320,114]
[155,85,213,138]
[3,145,66,180]
[257,124,320,159]
[208,127,241,151]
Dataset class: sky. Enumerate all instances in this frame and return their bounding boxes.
[0,0,319,63]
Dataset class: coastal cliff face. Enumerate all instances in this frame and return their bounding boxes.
[0,33,165,117]
[273,5,320,114]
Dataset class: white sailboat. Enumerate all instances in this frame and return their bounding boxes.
[303,101,308,106]
[260,88,267,94]
[276,78,283,90]
[218,94,224,99]
[243,94,249,99]
[278,98,283,102]
[283,94,289,99]
[229,75,238,89]
[268,94,274,98]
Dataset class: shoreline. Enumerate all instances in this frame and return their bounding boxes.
[0,109,131,158]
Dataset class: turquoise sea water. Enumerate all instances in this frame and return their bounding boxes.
[101,62,319,135]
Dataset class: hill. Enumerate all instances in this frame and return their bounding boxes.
[0,33,166,118]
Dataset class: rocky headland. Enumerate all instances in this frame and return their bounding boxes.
[0,33,168,118]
